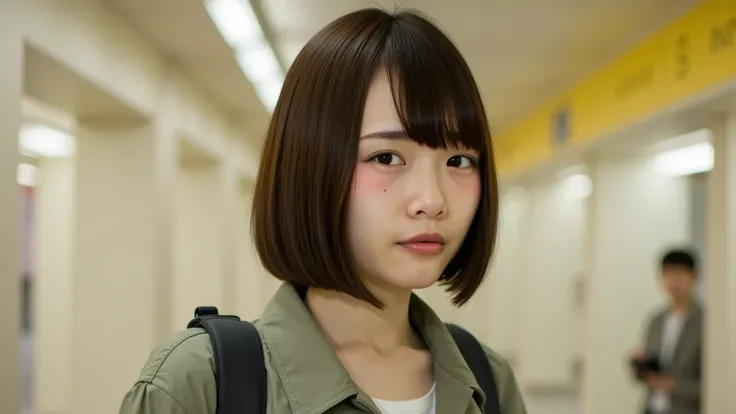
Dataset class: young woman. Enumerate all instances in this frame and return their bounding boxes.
[120,8,526,414]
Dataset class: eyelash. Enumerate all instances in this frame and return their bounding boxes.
[367,152,478,169]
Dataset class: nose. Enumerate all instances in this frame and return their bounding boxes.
[406,168,447,219]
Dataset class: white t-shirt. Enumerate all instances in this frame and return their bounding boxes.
[371,383,436,414]
[648,312,687,413]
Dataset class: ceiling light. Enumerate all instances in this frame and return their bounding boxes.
[653,141,714,177]
[236,40,282,84]
[563,173,593,199]
[18,125,75,158]
[205,0,285,112]
[204,0,262,47]
[17,163,38,187]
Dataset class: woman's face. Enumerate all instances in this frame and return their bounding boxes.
[348,72,481,296]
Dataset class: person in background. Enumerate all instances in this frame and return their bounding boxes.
[631,249,703,414]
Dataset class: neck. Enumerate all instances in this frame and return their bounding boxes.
[305,286,418,352]
[670,296,692,314]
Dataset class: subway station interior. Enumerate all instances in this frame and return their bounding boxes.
[0,0,735,413]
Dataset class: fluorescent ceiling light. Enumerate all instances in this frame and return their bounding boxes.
[236,40,281,83]
[17,163,38,187]
[204,0,262,47]
[652,128,712,153]
[18,124,76,158]
[563,173,593,199]
[558,165,592,199]
[653,141,714,177]
[206,0,285,112]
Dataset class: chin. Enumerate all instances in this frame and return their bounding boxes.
[360,254,448,293]
[385,270,442,291]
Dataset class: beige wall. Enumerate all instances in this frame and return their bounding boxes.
[172,164,227,331]
[35,157,76,413]
[0,17,23,414]
[486,190,527,358]
[516,177,585,387]
[582,154,691,414]
[704,113,736,412]
[235,185,274,321]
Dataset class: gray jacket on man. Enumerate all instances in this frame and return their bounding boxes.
[641,302,703,414]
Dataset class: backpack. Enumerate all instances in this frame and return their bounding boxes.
[188,306,501,414]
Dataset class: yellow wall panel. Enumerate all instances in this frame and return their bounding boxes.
[496,0,736,179]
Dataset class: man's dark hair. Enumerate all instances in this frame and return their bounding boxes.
[661,249,698,275]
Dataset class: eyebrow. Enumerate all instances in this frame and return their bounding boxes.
[359,129,407,140]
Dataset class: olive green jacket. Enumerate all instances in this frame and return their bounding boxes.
[119,284,527,414]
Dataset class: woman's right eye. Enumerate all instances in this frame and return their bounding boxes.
[370,153,404,166]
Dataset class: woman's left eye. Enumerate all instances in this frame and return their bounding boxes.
[447,155,476,169]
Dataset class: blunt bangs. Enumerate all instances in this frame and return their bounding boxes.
[382,14,488,155]
[251,7,498,309]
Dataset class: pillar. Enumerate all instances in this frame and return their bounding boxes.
[221,157,241,317]
[171,146,227,330]
[485,188,529,358]
[35,157,76,414]
[516,177,586,387]
[70,116,175,413]
[233,177,268,320]
[0,20,22,414]
[704,112,736,412]
[580,159,600,413]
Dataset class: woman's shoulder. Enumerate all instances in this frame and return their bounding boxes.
[139,328,215,382]
[480,343,514,380]
[480,344,528,414]
[119,328,216,414]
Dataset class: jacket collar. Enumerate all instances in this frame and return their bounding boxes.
[258,283,484,414]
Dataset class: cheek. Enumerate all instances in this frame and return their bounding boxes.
[469,174,481,198]
[348,165,392,255]
[352,164,393,196]
[469,177,482,216]
[452,173,482,207]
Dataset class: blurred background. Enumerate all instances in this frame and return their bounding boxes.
[1,0,735,413]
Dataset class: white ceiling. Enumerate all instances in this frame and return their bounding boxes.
[108,0,698,143]
[107,0,271,139]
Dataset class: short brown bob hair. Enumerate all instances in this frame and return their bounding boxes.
[251,8,499,308]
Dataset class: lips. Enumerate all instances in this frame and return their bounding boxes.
[397,233,445,256]
[398,232,445,244]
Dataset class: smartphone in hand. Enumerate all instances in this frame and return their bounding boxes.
[629,354,662,380]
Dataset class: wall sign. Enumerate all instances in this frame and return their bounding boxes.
[552,106,570,149]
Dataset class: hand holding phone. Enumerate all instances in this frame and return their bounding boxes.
[629,352,661,380]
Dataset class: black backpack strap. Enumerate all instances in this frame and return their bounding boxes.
[187,306,267,414]
[445,323,502,414]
